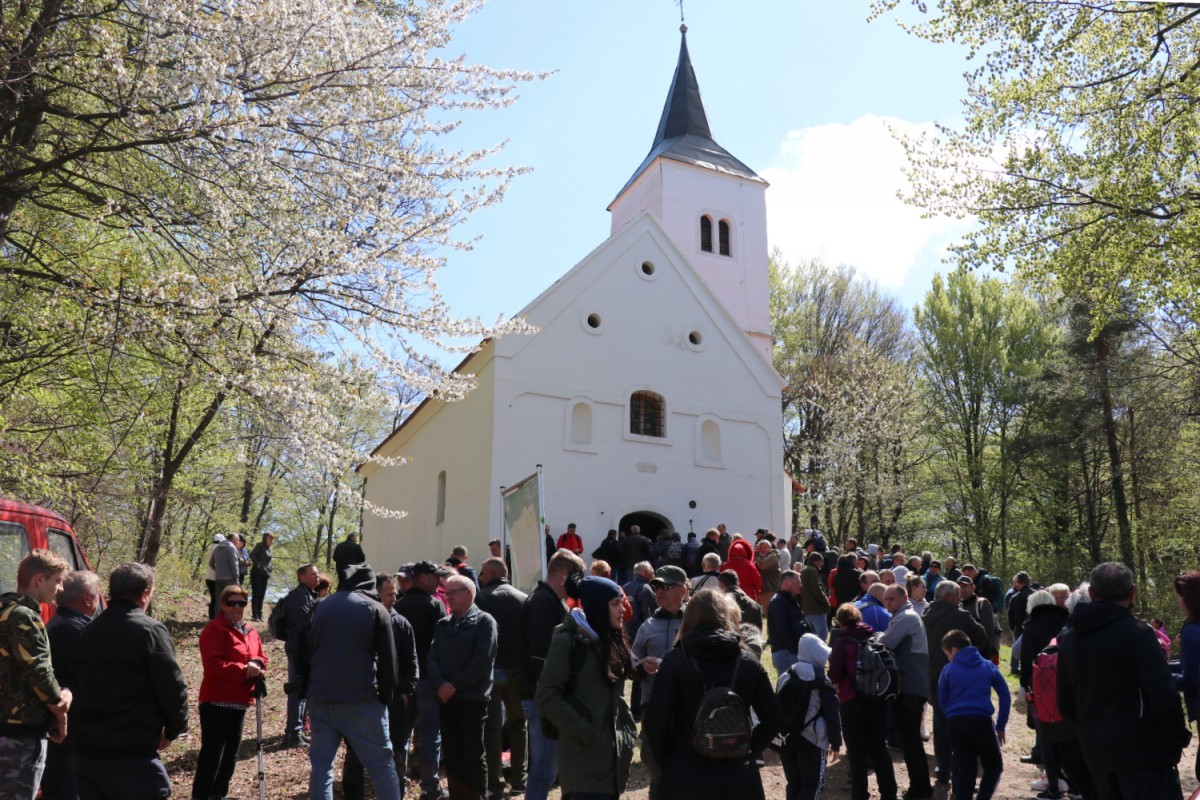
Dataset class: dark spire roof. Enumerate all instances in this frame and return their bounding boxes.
[610,26,762,208]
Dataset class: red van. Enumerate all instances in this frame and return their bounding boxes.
[0,498,94,621]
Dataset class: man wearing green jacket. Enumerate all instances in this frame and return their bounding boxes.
[0,549,72,799]
[800,551,831,640]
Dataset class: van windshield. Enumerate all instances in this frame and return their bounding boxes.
[0,522,31,595]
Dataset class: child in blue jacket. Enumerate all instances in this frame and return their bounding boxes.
[938,629,1011,800]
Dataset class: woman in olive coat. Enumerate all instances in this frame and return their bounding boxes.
[535,576,637,800]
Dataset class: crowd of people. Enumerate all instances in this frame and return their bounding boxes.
[1,526,1198,800]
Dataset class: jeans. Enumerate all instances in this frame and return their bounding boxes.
[307,699,401,800]
[772,649,799,676]
[286,654,306,739]
[894,693,931,797]
[413,680,443,796]
[344,697,408,800]
[520,698,557,800]
[946,714,1003,800]
[485,669,526,795]
[805,613,829,641]
[40,738,76,800]
[0,734,47,800]
[192,703,246,799]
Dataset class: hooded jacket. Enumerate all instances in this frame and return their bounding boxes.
[776,635,842,752]
[938,645,1010,730]
[721,539,762,601]
[643,625,780,800]
[1058,600,1190,771]
[800,561,830,616]
[535,613,637,797]
[304,564,397,705]
[830,553,861,608]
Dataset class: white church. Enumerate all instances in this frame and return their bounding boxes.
[360,29,789,571]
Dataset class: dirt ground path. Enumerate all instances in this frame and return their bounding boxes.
[162,605,1200,799]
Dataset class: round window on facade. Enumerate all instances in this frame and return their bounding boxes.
[687,330,704,350]
[638,260,657,280]
[581,311,603,334]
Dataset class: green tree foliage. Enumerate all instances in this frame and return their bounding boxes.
[770,253,920,546]
[914,270,1056,573]
[872,1,1200,327]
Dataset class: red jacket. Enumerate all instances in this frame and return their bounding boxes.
[198,613,268,706]
[721,539,762,600]
[557,531,583,555]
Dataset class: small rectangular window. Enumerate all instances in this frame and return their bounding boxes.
[47,529,81,570]
[700,216,713,253]
[0,522,31,595]
[718,220,731,256]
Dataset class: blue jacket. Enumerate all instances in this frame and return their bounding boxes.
[937,646,1010,731]
[854,594,891,633]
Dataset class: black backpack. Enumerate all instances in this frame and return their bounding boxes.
[854,636,899,702]
[689,656,753,760]
[809,529,828,553]
[268,596,288,640]
[771,667,826,749]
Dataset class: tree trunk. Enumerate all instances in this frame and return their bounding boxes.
[1094,336,1135,569]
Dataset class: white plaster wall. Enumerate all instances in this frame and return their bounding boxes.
[360,350,496,572]
[610,159,771,365]
[489,221,784,557]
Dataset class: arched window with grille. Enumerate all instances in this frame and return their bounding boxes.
[718,219,732,256]
[630,391,665,438]
[699,215,713,253]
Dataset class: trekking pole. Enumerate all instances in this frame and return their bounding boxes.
[253,676,268,800]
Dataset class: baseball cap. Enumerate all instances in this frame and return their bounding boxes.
[395,563,415,579]
[956,575,974,586]
[411,560,451,578]
[650,565,687,588]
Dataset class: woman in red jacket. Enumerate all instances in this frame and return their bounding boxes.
[721,537,762,601]
[193,584,267,800]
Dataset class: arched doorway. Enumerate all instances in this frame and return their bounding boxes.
[619,511,673,539]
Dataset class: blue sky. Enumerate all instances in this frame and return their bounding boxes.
[432,0,978,349]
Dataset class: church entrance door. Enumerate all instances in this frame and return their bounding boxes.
[619,511,673,540]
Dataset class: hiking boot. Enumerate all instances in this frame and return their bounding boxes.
[283,732,310,748]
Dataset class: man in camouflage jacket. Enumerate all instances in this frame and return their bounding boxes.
[0,550,72,800]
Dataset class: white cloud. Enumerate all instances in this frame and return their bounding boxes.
[762,114,970,287]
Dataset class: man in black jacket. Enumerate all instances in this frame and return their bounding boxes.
[73,563,189,800]
[518,549,584,800]
[395,560,450,800]
[332,533,367,582]
[1058,562,1190,799]
[248,532,274,621]
[427,575,498,800]
[42,570,101,800]
[305,563,400,800]
[922,580,988,785]
[342,572,419,800]
[1008,571,1034,636]
[283,563,320,748]
[476,558,528,797]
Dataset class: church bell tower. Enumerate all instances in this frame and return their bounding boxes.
[608,25,772,363]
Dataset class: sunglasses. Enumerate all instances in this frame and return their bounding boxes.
[224,600,248,607]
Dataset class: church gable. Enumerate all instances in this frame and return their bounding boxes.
[496,211,781,399]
